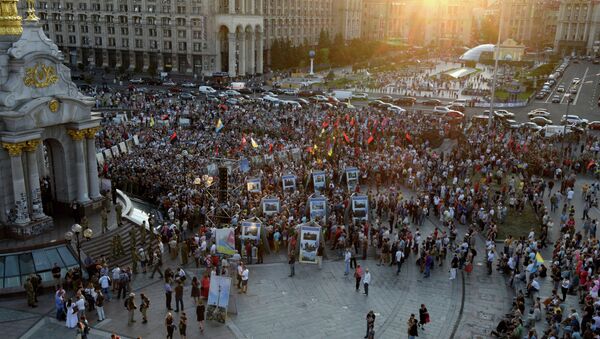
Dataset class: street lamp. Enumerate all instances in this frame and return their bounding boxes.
[488,0,505,132]
[65,223,93,275]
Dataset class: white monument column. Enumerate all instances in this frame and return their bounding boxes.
[239,31,247,75]
[248,31,256,74]
[2,143,30,224]
[256,32,263,74]
[228,32,237,77]
[23,140,45,219]
[68,129,90,203]
[85,127,102,199]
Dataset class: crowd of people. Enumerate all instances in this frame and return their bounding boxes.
[36,57,600,338]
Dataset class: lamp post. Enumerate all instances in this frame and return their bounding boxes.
[308,50,316,75]
[65,224,93,275]
[488,0,505,133]
[561,99,572,165]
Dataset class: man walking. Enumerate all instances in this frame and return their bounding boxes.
[241,264,249,294]
[363,268,371,296]
[344,248,351,276]
[487,249,495,275]
[450,254,459,280]
[140,293,150,324]
[150,251,164,279]
[354,265,363,291]
[174,279,184,312]
[365,310,375,339]
[288,252,296,277]
[96,289,106,322]
[395,247,404,275]
[99,273,111,301]
[125,293,137,323]
[165,280,173,310]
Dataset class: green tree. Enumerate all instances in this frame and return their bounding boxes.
[318,29,331,49]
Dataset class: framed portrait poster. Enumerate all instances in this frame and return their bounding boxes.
[241,221,261,240]
[345,167,359,191]
[299,225,321,264]
[247,178,261,193]
[262,198,280,216]
[282,174,296,192]
[312,170,326,193]
[309,195,327,221]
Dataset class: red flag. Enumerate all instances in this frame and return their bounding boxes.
[215,144,219,156]
[350,117,355,126]
[241,135,247,147]
[367,135,374,144]
[343,132,350,143]
[269,143,274,154]
[306,146,313,154]
[162,114,169,120]
[587,160,596,170]
[334,117,340,129]
[169,131,178,143]
[405,132,412,143]
[322,120,329,128]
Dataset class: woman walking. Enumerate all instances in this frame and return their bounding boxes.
[418,304,430,330]
[407,314,419,339]
[179,312,187,339]
[191,277,200,304]
[165,312,176,339]
[354,265,363,291]
[196,299,205,335]
[65,298,78,328]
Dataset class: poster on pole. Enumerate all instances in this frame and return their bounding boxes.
[206,273,231,324]
[246,178,261,193]
[282,174,296,192]
[312,170,326,193]
[241,221,261,241]
[351,195,369,223]
[111,145,120,157]
[96,153,105,166]
[299,224,321,264]
[309,195,327,221]
[345,167,359,191]
[262,198,280,215]
[215,228,236,255]
[103,149,113,161]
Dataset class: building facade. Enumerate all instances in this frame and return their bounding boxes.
[333,0,362,41]
[24,0,264,77]
[500,0,558,50]
[554,0,600,55]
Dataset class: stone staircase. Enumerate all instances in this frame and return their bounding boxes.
[80,220,150,269]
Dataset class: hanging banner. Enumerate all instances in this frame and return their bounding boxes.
[247,178,261,193]
[282,174,296,192]
[351,194,369,223]
[206,273,231,324]
[312,170,326,193]
[299,224,321,264]
[262,198,280,215]
[309,195,327,221]
[241,221,261,241]
[345,167,359,191]
[215,228,236,255]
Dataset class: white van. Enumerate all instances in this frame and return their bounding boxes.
[199,86,217,94]
[540,125,571,138]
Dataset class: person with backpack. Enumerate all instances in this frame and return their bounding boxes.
[139,293,150,324]
[125,292,137,323]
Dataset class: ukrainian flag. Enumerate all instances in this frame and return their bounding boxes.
[251,138,259,148]
[535,252,544,264]
[216,118,224,132]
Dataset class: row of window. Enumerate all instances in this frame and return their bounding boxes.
[42,13,202,27]
[54,34,207,52]
[38,1,201,14]
[45,24,206,40]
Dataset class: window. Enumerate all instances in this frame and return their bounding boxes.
[178,42,186,51]
[66,14,74,21]
[162,5,170,13]
[149,28,157,37]
[78,3,86,10]
[92,3,100,11]
[122,38,129,47]
[94,26,101,34]
[119,5,128,12]
[164,41,172,50]
[147,17,156,25]
[176,18,186,26]
[55,34,63,43]
[135,28,143,36]
[105,15,114,23]
[91,15,100,23]
[192,6,201,14]
[121,27,128,35]
[162,18,171,25]
[65,2,73,10]
[119,16,128,24]
[133,16,142,24]
[108,37,116,47]
[177,30,186,38]
[54,23,62,31]
[163,29,172,37]
[193,42,201,52]
[68,35,76,44]
[82,37,89,45]
[148,5,155,12]
[105,4,114,11]
[177,6,186,14]
[95,37,103,46]
[67,25,75,32]
[108,26,115,35]
[135,39,143,48]
[80,25,88,33]
[193,30,202,39]
[150,40,158,49]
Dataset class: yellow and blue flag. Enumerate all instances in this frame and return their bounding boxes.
[216,118,224,132]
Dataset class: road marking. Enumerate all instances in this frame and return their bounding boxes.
[573,67,589,105]
[586,80,594,84]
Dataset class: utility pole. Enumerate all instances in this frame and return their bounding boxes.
[488,0,505,133]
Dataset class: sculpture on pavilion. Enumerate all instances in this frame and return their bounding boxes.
[0,0,102,238]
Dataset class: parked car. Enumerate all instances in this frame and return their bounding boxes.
[445,110,464,120]
[181,82,196,88]
[296,98,310,106]
[448,103,465,112]
[352,92,369,100]
[378,95,394,102]
[535,92,546,100]
[163,80,177,86]
[282,88,299,95]
[199,86,217,94]
[530,116,553,126]
[494,110,515,119]
[394,97,417,106]
[560,115,588,126]
[225,89,241,96]
[421,99,442,106]
[180,92,195,100]
[557,85,565,93]
[129,78,144,84]
[587,121,600,130]
[433,106,451,114]
[388,105,406,114]
[521,122,542,132]
[368,99,386,107]
[552,95,561,103]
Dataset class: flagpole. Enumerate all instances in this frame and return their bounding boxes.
[488,0,504,133]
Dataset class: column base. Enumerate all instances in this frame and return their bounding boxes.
[2,215,54,239]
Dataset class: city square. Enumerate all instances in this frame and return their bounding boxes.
[2,1,600,339]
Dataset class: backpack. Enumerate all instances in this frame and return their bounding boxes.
[124,297,129,309]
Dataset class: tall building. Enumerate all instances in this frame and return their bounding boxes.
[500,0,559,49]
[263,0,333,47]
[333,0,362,41]
[554,0,600,55]
[24,0,264,77]
[361,0,391,41]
